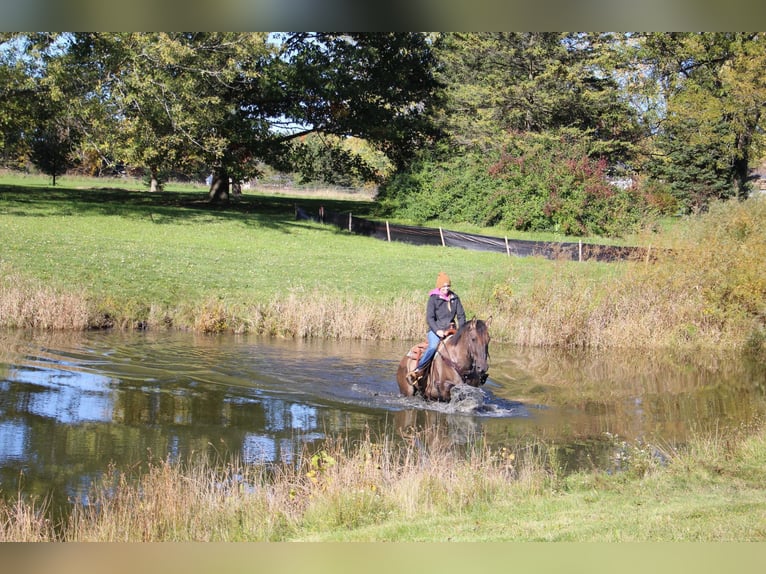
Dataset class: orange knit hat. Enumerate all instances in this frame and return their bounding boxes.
[435,272,451,289]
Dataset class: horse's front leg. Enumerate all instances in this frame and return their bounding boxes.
[426,363,450,401]
[433,366,457,401]
[438,381,455,401]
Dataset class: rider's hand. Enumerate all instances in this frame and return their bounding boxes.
[436,329,445,338]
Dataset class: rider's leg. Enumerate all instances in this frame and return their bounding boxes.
[410,330,440,381]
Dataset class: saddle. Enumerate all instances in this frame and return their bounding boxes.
[403,327,458,388]
[404,341,429,374]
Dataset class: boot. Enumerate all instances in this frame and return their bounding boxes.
[407,367,425,385]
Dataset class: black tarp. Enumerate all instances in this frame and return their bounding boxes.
[295,205,648,263]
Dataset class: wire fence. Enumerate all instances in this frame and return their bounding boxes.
[295,205,651,263]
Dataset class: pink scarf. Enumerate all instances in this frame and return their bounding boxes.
[429,288,451,301]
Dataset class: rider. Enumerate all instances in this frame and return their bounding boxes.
[408,271,466,384]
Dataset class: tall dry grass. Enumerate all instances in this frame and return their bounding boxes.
[488,259,740,349]
[150,290,426,340]
[0,266,91,330]
[486,197,766,350]
[0,430,556,542]
[0,495,54,542]
[4,422,765,541]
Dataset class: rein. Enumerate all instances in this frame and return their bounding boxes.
[436,339,462,372]
[436,336,478,383]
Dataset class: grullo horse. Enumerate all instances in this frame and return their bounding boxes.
[396,318,491,401]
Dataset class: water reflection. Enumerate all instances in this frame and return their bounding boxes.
[0,329,765,515]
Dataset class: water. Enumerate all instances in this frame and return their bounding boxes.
[1,329,765,514]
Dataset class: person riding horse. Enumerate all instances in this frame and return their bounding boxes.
[407,271,466,385]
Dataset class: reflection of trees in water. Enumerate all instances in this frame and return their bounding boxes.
[390,407,623,477]
[488,344,766,443]
[496,345,761,396]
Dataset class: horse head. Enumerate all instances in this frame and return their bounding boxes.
[451,317,492,386]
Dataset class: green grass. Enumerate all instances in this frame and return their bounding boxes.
[1,174,764,350]
[0,178,576,335]
[0,183,453,302]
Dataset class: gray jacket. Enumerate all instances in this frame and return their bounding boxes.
[425,289,466,333]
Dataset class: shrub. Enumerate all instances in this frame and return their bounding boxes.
[379,130,653,237]
[486,130,651,236]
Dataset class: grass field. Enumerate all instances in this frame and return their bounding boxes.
[1,173,765,350]
[0,176,607,339]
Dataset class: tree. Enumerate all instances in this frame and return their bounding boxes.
[0,34,42,169]
[430,32,642,162]
[29,119,75,185]
[376,32,649,236]
[41,32,440,201]
[48,33,278,194]
[287,133,386,187]
[635,33,766,210]
[275,33,440,171]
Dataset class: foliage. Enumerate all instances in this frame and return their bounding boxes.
[1,33,439,199]
[287,133,386,187]
[486,130,651,236]
[52,33,280,194]
[0,39,36,168]
[6,32,766,227]
[380,130,652,237]
[379,33,650,235]
[28,122,75,184]
[377,146,497,224]
[634,33,766,211]
[430,33,642,162]
[669,196,766,324]
[383,32,766,228]
[277,33,441,171]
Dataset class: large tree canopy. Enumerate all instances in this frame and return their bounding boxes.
[431,32,642,162]
[14,32,441,200]
[630,32,766,211]
[3,32,766,229]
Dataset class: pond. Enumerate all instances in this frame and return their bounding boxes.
[1,329,765,515]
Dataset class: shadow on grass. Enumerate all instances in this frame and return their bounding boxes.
[0,184,378,233]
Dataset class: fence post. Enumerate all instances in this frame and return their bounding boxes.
[348,212,352,232]
[579,240,582,262]
[505,236,510,257]
[439,227,445,247]
[386,221,391,242]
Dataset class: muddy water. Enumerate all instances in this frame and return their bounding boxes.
[1,329,764,513]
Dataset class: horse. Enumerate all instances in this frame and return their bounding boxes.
[396,317,492,401]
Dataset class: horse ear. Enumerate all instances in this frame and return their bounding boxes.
[485,315,493,327]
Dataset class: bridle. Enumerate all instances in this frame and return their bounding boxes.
[436,325,489,385]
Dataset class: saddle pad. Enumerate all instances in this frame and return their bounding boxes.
[406,341,428,360]
[405,341,428,371]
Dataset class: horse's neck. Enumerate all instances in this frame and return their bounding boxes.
[441,337,467,369]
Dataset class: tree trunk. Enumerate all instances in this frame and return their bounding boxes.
[208,169,230,202]
[149,166,161,192]
[733,116,758,199]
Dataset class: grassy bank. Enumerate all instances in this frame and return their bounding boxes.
[1,176,765,350]
[2,422,764,542]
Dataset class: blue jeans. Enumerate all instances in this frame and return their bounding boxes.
[416,330,441,370]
